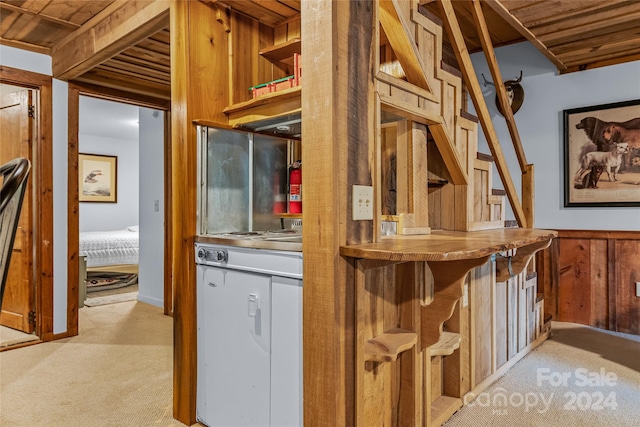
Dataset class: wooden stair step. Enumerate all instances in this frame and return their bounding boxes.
[460,110,478,123]
[428,331,461,357]
[364,328,417,362]
[492,188,507,196]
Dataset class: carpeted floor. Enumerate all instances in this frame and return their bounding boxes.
[0,301,200,427]
[444,322,640,427]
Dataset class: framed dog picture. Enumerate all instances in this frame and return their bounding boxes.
[564,99,640,207]
[79,153,117,203]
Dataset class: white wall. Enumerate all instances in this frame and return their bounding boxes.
[79,134,140,232]
[138,107,165,307]
[470,42,640,230]
[0,45,69,334]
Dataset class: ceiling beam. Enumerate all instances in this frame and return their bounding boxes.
[51,0,170,81]
[484,0,567,72]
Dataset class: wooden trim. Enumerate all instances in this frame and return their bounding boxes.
[554,229,640,240]
[163,110,173,316]
[67,85,81,337]
[607,238,616,331]
[0,65,54,342]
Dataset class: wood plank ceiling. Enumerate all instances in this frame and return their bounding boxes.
[1,0,639,99]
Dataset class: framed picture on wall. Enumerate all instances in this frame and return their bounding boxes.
[79,153,117,203]
[564,99,640,207]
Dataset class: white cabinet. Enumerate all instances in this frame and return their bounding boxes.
[196,258,303,427]
[271,277,303,427]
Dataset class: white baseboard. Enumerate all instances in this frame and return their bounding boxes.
[136,293,163,308]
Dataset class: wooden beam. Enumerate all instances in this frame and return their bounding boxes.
[0,37,51,55]
[379,0,432,92]
[438,0,527,228]
[429,122,468,186]
[51,0,170,81]
[171,1,231,424]
[470,0,527,173]
[484,0,566,72]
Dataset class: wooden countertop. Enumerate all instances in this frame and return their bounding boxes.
[340,228,557,261]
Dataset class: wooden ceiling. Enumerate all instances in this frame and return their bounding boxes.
[1,0,639,99]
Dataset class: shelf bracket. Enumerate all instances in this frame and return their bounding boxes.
[420,256,490,350]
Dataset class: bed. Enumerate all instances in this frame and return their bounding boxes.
[78,226,139,306]
[79,226,139,268]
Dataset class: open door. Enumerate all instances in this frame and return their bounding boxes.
[0,90,35,333]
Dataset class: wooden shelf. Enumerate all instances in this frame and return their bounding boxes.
[223,86,301,127]
[431,396,462,427]
[260,38,301,64]
[428,332,460,357]
[364,328,417,362]
[279,213,302,219]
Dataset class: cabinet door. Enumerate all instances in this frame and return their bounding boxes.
[198,266,271,427]
[271,277,303,426]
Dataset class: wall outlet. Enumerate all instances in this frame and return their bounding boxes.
[352,185,373,221]
[636,282,640,297]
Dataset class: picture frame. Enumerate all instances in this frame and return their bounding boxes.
[79,153,117,203]
[563,99,640,207]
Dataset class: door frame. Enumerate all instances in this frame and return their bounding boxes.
[0,65,53,342]
[67,82,171,335]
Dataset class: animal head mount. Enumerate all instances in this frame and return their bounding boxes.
[481,70,525,116]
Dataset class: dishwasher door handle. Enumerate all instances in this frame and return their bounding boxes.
[248,293,259,317]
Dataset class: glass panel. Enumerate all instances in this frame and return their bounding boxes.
[204,128,250,233]
[253,134,288,231]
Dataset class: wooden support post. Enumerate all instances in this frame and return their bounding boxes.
[522,164,535,228]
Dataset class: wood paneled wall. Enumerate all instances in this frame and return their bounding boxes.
[538,230,640,335]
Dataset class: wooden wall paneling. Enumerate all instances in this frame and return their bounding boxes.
[229,13,260,106]
[301,1,376,425]
[614,239,640,334]
[494,271,508,369]
[517,273,527,352]
[472,263,493,386]
[589,238,608,329]
[506,276,518,360]
[607,238,617,331]
[557,238,592,325]
[396,261,422,426]
[171,0,230,423]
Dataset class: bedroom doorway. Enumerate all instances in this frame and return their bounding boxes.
[67,84,171,335]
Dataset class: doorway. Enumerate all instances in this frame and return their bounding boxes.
[0,66,54,349]
[67,84,171,334]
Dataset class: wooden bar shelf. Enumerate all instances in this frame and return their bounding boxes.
[364,328,417,362]
[260,38,301,64]
[428,331,460,357]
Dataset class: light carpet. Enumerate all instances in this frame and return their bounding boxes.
[444,322,640,427]
[0,301,200,427]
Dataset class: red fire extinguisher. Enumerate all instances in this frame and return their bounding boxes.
[289,161,302,214]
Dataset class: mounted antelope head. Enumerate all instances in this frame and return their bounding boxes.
[482,71,525,116]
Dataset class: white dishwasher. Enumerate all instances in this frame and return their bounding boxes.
[196,243,303,427]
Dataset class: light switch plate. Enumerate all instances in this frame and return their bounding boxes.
[352,185,373,221]
[636,282,640,297]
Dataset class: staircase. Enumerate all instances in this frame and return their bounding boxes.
[377,0,533,234]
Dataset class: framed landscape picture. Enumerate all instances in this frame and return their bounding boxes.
[79,153,117,203]
[564,99,640,207]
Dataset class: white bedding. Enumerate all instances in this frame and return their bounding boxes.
[79,228,139,267]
